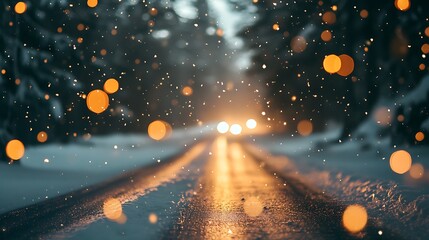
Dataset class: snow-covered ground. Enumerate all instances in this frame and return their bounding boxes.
[2,119,428,237]
[250,129,429,237]
[0,125,215,214]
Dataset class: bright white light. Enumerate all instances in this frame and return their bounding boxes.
[217,121,229,134]
[246,119,257,129]
[230,124,242,135]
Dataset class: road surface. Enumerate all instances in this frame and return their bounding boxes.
[0,137,402,239]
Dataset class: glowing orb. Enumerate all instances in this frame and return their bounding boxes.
[87,0,98,8]
[297,120,313,136]
[182,86,193,96]
[291,36,307,53]
[321,30,332,42]
[337,54,354,77]
[422,44,429,54]
[395,0,410,11]
[14,2,27,14]
[322,11,336,25]
[342,204,368,233]
[148,120,171,141]
[409,163,424,179]
[6,139,25,160]
[86,89,109,114]
[246,119,257,129]
[103,78,119,94]
[272,23,280,31]
[360,10,369,19]
[415,132,424,142]
[37,131,48,143]
[323,54,341,74]
[389,150,412,174]
[148,213,158,224]
[217,121,229,134]
[230,124,242,135]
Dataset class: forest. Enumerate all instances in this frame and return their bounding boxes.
[1,0,428,160]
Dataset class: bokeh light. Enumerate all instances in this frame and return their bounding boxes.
[374,107,391,125]
[421,44,429,54]
[103,78,119,94]
[230,124,242,135]
[272,23,280,31]
[415,131,425,142]
[37,131,48,143]
[14,2,27,14]
[409,163,424,179]
[86,89,109,114]
[360,9,369,19]
[87,0,98,8]
[182,86,193,96]
[217,121,229,134]
[149,8,158,16]
[291,36,307,53]
[243,196,263,217]
[246,119,257,129]
[395,0,410,11]
[337,54,354,77]
[322,11,336,25]
[342,204,368,233]
[297,120,313,136]
[323,54,341,74]
[320,30,332,42]
[390,150,412,174]
[6,139,25,160]
[148,213,158,224]
[103,198,123,221]
[148,120,171,140]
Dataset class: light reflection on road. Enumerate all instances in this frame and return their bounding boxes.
[177,137,303,239]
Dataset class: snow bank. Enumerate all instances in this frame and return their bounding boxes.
[0,125,215,214]
[251,131,429,238]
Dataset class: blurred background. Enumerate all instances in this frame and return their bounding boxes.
[0,0,428,159]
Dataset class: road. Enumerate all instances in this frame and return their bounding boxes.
[0,137,402,239]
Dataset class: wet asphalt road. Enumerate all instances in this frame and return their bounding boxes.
[0,137,402,240]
